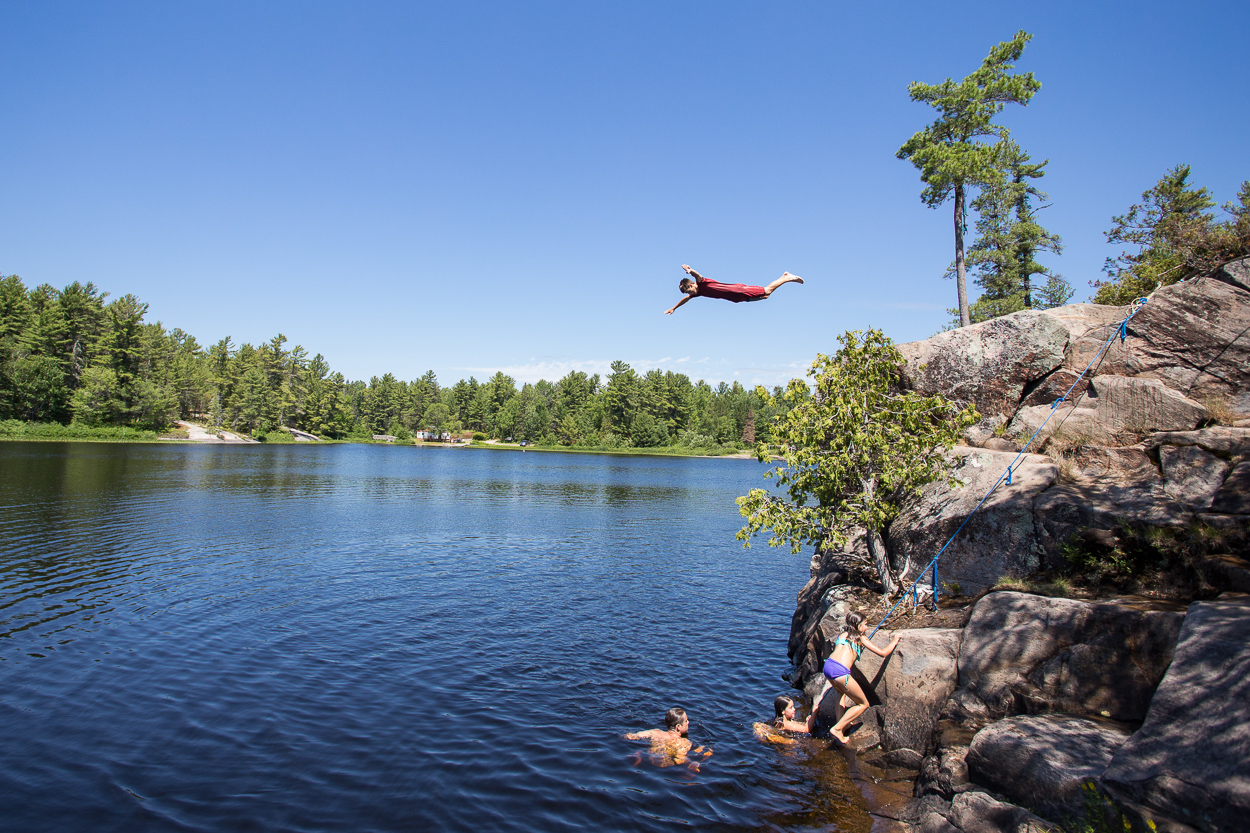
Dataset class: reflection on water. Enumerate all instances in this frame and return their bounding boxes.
[1,442,890,832]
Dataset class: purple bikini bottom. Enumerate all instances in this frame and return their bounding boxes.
[823,658,852,682]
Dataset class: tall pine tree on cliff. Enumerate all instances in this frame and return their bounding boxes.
[960,139,1070,323]
[898,30,1041,328]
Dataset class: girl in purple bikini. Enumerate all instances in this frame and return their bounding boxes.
[815,611,901,744]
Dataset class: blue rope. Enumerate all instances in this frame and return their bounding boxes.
[868,297,1149,639]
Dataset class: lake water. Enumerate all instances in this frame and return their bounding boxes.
[0,442,903,832]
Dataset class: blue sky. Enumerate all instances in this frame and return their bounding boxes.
[1,2,1246,388]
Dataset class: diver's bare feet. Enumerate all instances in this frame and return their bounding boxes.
[782,271,804,284]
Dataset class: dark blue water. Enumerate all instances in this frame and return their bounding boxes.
[0,442,890,832]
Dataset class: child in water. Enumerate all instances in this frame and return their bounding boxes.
[753,695,815,745]
[814,611,901,744]
[664,265,804,315]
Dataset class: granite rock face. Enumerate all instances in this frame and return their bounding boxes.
[1160,445,1230,510]
[898,311,1069,419]
[1007,375,1208,444]
[967,715,1132,824]
[1085,375,1208,432]
[1067,278,1250,411]
[956,592,1184,722]
[784,267,1250,833]
[1212,255,1250,294]
[1209,461,1250,514]
[888,449,1057,595]
[1103,595,1250,833]
[855,628,962,757]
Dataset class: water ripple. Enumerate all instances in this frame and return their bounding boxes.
[0,443,873,832]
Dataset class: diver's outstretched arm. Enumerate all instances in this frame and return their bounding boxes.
[665,294,695,315]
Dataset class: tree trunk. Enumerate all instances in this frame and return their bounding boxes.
[954,184,971,328]
[866,526,896,598]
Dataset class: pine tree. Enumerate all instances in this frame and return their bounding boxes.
[1093,165,1216,304]
[959,140,1069,323]
[898,31,1041,328]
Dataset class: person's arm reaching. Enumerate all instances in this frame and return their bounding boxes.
[862,633,902,658]
[665,294,694,315]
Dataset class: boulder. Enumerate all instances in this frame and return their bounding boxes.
[1103,594,1250,833]
[916,745,974,800]
[1008,376,1208,447]
[967,715,1132,825]
[855,628,962,756]
[1209,460,1250,514]
[1008,402,1112,447]
[983,438,1019,452]
[898,311,1069,418]
[1160,445,1230,510]
[1084,375,1208,432]
[915,791,1061,833]
[1212,255,1250,293]
[1146,426,1250,457]
[889,448,1057,594]
[1066,279,1250,411]
[947,790,1063,833]
[956,592,1184,722]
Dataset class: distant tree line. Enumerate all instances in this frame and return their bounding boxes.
[0,276,794,446]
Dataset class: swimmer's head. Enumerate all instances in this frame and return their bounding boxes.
[665,707,689,735]
[774,696,795,719]
[679,278,696,294]
[844,611,866,636]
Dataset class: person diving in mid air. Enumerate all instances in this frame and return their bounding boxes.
[665,264,803,315]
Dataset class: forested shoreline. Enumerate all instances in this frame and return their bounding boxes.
[0,275,796,449]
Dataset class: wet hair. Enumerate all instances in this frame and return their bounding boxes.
[773,695,794,719]
[843,611,866,640]
[679,278,696,293]
[664,707,688,731]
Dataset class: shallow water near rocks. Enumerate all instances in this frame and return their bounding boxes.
[1,442,895,832]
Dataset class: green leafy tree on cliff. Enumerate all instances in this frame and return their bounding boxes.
[736,330,977,596]
[898,30,1041,328]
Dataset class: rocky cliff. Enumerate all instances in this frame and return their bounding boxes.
[788,259,1250,832]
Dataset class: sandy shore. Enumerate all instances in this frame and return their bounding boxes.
[176,421,259,444]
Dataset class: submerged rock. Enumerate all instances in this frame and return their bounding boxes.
[916,791,1061,833]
